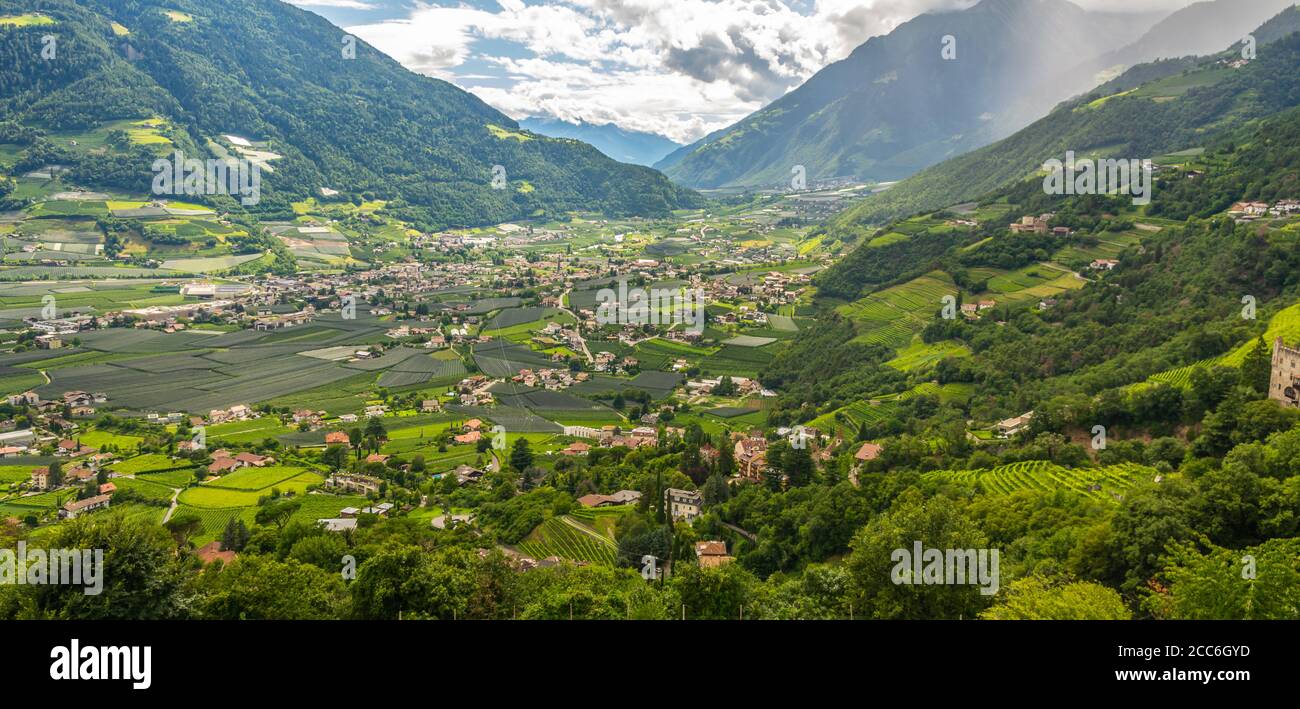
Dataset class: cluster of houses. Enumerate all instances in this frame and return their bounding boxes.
[1009,214,1069,236]
[561,424,665,450]
[206,449,274,475]
[205,404,255,425]
[1228,200,1300,221]
[511,367,589,390]
[592,351,640,374]
[576,490,642,508]
[961,299,998,319]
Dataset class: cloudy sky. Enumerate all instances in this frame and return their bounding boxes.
[289,0,1196,144]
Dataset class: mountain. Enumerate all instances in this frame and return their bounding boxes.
[1056,0,1299,98]
[655,0,1163,190]
[827,4,1300,234]
[518,118,683,167]
[0,0,699,229]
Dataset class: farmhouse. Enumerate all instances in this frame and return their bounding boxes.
[695,540,733,568]
[996,412,1034,438]
[61,494,112,519]
[208,457,242,474]
[325,431,351,446]
[561,441,592,456]
[234,452,272,466]
[454,465,484,484]
[577,489,641,507]
[293,410,322,426]
[195,541,237,566]
[855,442,883,463]
[253,309,314,331]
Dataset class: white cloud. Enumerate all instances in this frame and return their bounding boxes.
[290,0,378,9]
[345,0,1197,143]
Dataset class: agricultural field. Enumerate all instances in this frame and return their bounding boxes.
[516,515,617,566]
[838,271,956,350]
[108,453,189,476]
[1140,302,1300,390]
[178,466,322,507]
[171,465,350,543]
[886,338,971,372]
[922,461,1158,501]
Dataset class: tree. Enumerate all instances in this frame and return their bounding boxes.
[254,498,303,530]
[348,428,364,460]
[1240,336,1272,395]
[844,489,994,620]
[509,437,534,473]
[196,556,349,620]
[979,576,1131,620]
[365,416,387,441]
[782,443,815,488]
[221,518,251,552]
[0,513,190,620]
[702,474,731,506]
[1144,538,1300,620]
[164,512,203,547]
[322,444,347,470]
[669,562,757,619]
[717,437,735,477]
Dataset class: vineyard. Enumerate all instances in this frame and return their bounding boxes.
[838,271,955,351]
[1142,302,1300,389]
[922,460,1157,501]
[517,516,617,566]
[808,382,976,432]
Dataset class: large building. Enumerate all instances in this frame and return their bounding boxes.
[664,488,702,522]
[1269,337,1300,407]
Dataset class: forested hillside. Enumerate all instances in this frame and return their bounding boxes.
[830,5,1300,230]
[0,0,699,228]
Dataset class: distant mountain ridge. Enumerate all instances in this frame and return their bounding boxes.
[518,118,682,167]
[0,0,699,229]
[656,0,1163,190]
[1054,0,1299,97]
[828,3,1300,231]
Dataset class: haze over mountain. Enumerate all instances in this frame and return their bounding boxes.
[827,2,1300,231]
[656,0,1164,191]
[518,118,683,168]
[0,0,699,229]
[1057,0,1300,96]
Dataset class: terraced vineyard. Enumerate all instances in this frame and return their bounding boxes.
[517,516,617,566]
[808,382,975,432]
[838,271,956,350]
[1141,303,1300,389]
[922,461,1157,501]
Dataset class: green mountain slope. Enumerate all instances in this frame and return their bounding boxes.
[656,0,1159,190]
[830,5,1300,231]
[0,0,699,228]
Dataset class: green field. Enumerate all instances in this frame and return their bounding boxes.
[922,461,1157,501]
[516,516,616,565]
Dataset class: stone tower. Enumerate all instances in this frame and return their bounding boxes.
[1269,337,1300,407]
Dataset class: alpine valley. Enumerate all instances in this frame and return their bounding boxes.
[0,0,1297,624]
